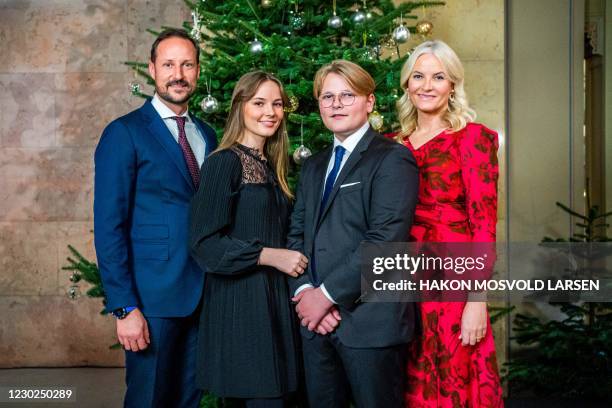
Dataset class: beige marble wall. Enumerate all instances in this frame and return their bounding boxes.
[0,0,190,367]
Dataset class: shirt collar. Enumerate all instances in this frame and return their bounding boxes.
[333,121,370,154]
[151,93,191,122]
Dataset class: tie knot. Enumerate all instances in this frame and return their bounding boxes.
[172,116,186,129]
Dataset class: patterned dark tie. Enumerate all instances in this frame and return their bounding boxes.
[172,116,200,190]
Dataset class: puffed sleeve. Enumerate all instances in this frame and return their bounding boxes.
[190,149,264,274]
[459,123,499,242]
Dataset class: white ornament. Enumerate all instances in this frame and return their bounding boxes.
[293,145,312,164]
[249,39,264,54]
[392,25,410,44]
[201,94,219,113]
[352,9,366,24]
[327,14,343,29]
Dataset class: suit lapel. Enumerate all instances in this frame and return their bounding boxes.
[317,128,376,226]
[141,100,194,191]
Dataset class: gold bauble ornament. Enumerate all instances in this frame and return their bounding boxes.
[368,110,384,131]
[284,94,299,113]
[415,20,433,36]
[261,0,274,8]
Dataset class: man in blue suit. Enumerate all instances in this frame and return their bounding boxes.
[94,29,217,408]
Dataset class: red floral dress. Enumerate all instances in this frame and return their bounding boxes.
[401,123,504,407]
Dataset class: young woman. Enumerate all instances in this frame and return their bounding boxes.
[190,71,307,408]
[395,40,504,407]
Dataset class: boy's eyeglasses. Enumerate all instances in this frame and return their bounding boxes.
[318,92,356,108]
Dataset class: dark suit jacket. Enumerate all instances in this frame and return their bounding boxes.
[94,100,217,317]
[287,127,419,348]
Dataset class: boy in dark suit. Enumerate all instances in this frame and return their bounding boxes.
[288,60,419,407]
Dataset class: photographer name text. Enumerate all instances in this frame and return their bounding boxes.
[372,279,600,292]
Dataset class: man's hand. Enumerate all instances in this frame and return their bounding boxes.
[116,308,150,352]
[292,287,333,331]
[314,308,341,335]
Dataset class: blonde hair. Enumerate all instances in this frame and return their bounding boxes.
[216,71,293,199]
[395,40,476,141]
[313,59,376,98]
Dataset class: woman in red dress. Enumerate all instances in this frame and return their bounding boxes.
[395,40,504,407]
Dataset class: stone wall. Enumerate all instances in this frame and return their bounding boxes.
[0,0,190,367]
[0,0,505,367]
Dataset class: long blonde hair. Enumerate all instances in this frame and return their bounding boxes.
[395,40,476,141]
[216,71,293,199]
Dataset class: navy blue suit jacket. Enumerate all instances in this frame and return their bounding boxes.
[94,100,217,317]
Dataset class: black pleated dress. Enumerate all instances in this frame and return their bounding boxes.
[190,144,300,398]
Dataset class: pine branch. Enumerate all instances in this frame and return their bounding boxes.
[244,0,261,22]
[555,201,589,220]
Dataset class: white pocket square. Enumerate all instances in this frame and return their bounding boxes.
[340,181,361,188]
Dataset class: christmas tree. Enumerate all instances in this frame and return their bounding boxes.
[68,2,446,405]
[127,0,444,176]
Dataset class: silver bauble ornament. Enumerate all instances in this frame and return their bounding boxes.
[392,25,411,44]
[249,39,264,54]
[293,145,312,164]
[351,10,366,25]
[200,95,219,113]
[261,0,274,8]
[327,14,343,29]
[368,110,384,131]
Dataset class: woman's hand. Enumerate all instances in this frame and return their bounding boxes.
[459,301,488,346]
[259,248,308,278]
